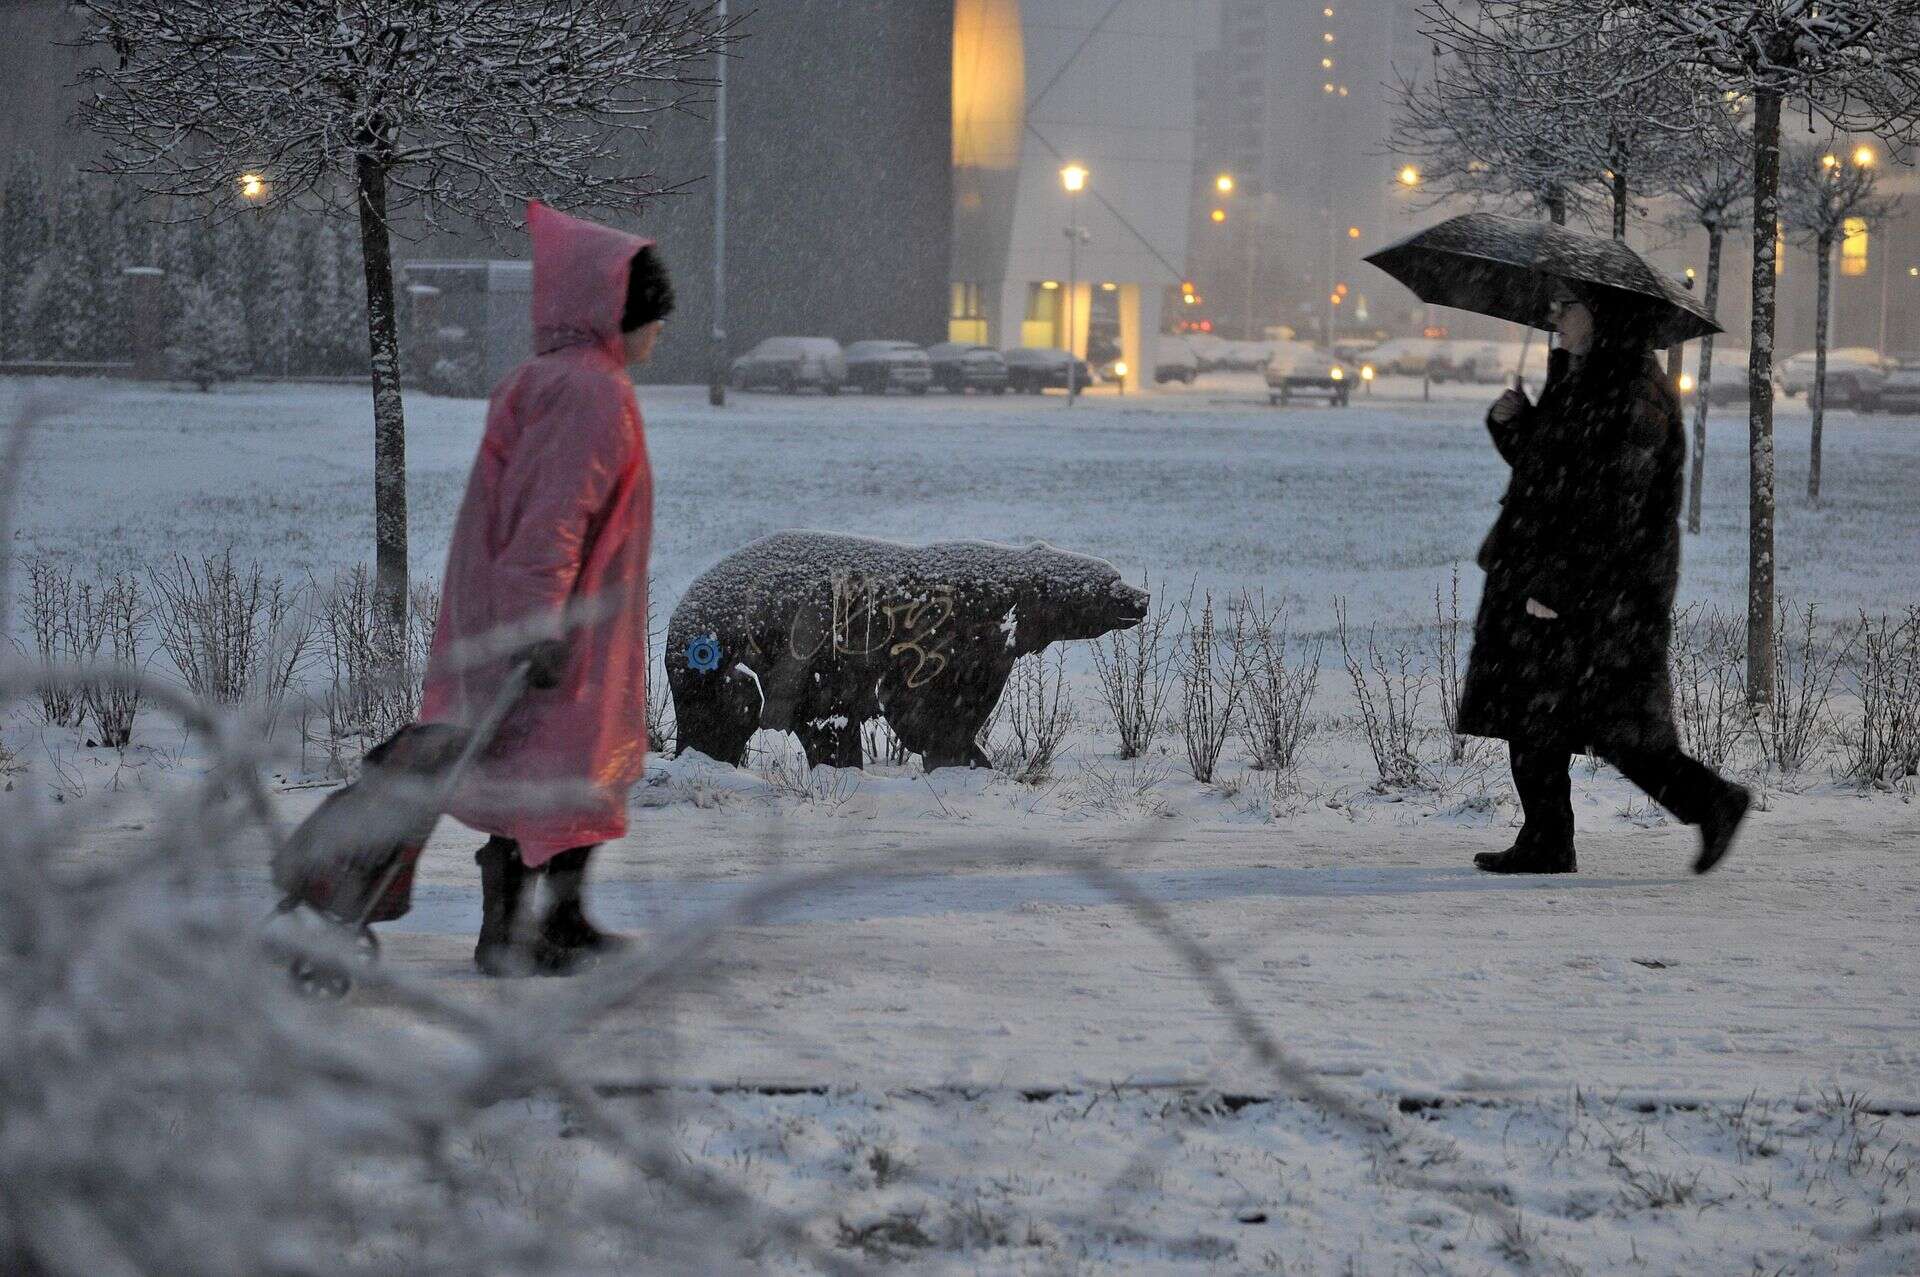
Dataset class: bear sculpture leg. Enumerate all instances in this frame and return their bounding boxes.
[670,666,762,766]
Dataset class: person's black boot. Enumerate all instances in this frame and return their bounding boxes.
[533,845,629,976]
[1693,781,1751,875]
[1473,840,1577,874]
[474,837,530,977]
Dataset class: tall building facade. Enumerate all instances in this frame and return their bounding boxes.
[950,0,1197,382]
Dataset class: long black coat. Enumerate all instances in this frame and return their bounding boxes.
[1457,347,1685,752]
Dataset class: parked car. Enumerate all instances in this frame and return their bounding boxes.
[1154,336,1200,384]
[728,336,846,394]
[926,342,1009,393]
[1778,347,1889,406]
[1002,346,1091,393]
[1859,362,1920,414]
[843,340,932,394]
[1365,337,1445,376]
[1673,346,1761,406]
[1265,341,1353,406]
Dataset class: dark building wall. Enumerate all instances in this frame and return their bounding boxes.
[1,1,105,161]
[629,0,955,385]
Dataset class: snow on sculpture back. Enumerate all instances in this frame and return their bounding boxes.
[665,531,1150,771]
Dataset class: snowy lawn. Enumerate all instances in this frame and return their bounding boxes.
[7,374,1919,1273]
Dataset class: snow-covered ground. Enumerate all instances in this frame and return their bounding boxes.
[7,374,1919,1273]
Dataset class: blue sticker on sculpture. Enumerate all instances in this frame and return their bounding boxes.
[686,633,723,674]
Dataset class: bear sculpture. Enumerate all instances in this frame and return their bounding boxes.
[666,531,1149,771]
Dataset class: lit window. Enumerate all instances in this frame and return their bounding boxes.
[1842,217,1870,276]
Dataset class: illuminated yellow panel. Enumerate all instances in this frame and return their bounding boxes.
[1842,216,1869,277]
[953,0,1025,170]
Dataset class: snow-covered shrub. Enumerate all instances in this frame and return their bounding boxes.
[165,280,249,391]
[1177,592,1248,784]
[1842,607,1920,788]
[861,718,912,768]
[992,649,1075,784]
[22,558,83,726]
[1335,599,1424,789]
[1429,566,1472,764]
[314,566,436,758]
[1088,575,1174,760]
[1236,591,1320,773]
[1745,601,1848,775]
[1670,603,1746,769]
[72,573,145,748]
[150,552,312,728]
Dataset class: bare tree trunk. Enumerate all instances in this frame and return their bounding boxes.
[1809,235,1832,505]
[1687,227,1724,535]
[1745,91,1782,703]
[354,153,409,628]
[1612,170,1628,240]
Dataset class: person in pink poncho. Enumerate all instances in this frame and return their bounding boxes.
[420,201,669,976]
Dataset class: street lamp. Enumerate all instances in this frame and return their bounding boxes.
[1397,164,1422,188]
[1215,173,1235,195]
[1060,163,1089,405]
[239,172,266,201]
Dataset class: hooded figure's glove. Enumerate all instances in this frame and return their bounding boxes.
[514,639,570,691]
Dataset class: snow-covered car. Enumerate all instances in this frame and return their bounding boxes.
[1859,363,1920,415]
[1777,347,1889,406]
[1673,346,1760,406]
[729,337,846,394]
[1264,342,1353,407]
[842,340,932,394]
[1184,333,1230,371]
[1365,337,1446,376]
[926,342,1009,394]
[1002,346,1091,394]
[1153,336,1199,384]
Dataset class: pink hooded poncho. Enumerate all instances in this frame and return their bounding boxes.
[420,201,655,867]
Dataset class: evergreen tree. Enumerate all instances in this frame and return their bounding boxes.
[0,157,52,359]
[166,280,248,391]
[30,173,104,361]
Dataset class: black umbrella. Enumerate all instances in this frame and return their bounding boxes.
[1364,212,1721,346]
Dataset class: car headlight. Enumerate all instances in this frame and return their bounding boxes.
[1679,372,1696,393]
[1330,366,1344,381]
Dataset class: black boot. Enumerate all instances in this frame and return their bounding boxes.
[533,845,628,975]
[1473,840,1577,874]
[474,837,530,977]
[1694,782,1751,875]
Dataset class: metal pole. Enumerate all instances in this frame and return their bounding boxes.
[1066,196,1079,406]
[1878,236,1891,354]
[708,0,728,408]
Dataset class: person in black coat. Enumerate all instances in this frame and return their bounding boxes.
[1458,280,1750,874]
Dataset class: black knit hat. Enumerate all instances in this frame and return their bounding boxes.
[621,246,675,332]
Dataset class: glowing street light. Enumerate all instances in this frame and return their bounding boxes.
[1853,144,1877,168]
[1211,208,1227,223]
[239,172,266,200]
[1060,163,1088,403]
[1347,225,1362,239]
[1060,163,1088,194]
[1215,172,1235,195]
[1397,164,1422,188]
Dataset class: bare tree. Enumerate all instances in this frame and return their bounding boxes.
[73,1,730,623]
[1779,144,1901,505]
[1664,107,1753,534]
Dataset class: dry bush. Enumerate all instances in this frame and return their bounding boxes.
[1177,591,1249,784]
[1429,566,1472,764]
[992,648,1075,784]
[1335,598,1425,789]
[314,566,436,754]
[1746,600,1850,775]
[1670,603,1747,769]
[1236,590,1321,773]
[644,576,674,755]
[861,717,913,768]
[23,558,83,726]
[151,551,313,729]
[1088,574,1175,760]
[72,574,145,748]
[1843,606,1920,788]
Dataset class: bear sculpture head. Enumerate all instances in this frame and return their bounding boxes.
[1009,542,1150,649]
